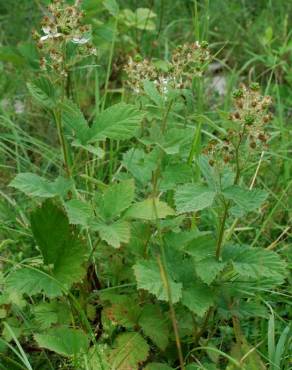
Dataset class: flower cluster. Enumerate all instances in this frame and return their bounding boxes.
[32,0,96,77]
[229,83,272,149]
[124,41,210,94]
[204,83,272,167]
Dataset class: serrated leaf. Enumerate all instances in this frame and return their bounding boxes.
[6,267,62,297]
[184,234,216,260]
[181,284,214,317]
[102,295,141,328]
[9,173,72,198]
[133,260,182,303]
[27,77,56,109]
[160,163,193,191]
[109,332,149,369]
[61,100,89,144]
[223,245,287,283]
[100,179,135,220]
[72,141,105,158]
[175,184,216,213]
[65,199,93,226]
[125,198,175,220]
[143,80,164,106]
[33,301,71,329]
[122,148,159,185]
[103,0,119,16]
[195,257,226,285]
[139,305,169,350]
[92,220,131,248]
[31,200,88,287]
[223,186,268,215]
[197,155,220,191]
[89,103,143,141]
[35,327,89,357]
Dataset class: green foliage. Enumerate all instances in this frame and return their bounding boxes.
[7,267,62,297]
[109,332,150,369]
[9,173,72,198]
[133,259,182,303]
[175,184,216,213]
[31,200,88,287]
[138,304,169,350]
[89,103,144,141]
[0,1,290,369]
[35,327,89,357]
[125,198,175,220]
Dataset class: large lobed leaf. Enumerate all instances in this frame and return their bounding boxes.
[133,259,182,303]
[175,184,216,213]
[88,103,144,141]
[9,173,72,198]
[223,245,287,283]
[109,332,149,369]
[125,198,175,220]
[30,200,88,288]
[35,327,89,357]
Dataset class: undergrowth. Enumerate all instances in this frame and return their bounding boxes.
[0,0,291,369]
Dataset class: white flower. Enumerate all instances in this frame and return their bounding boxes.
[14,100,25,114]
[40,26,62,41]
[71,35,90,44]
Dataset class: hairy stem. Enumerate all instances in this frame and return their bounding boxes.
[157,256,185,370]
[215,200,230,260]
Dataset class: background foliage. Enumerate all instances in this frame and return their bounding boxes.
[0,0,291,369]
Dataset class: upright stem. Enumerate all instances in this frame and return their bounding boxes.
[53,109,71,178]
[215,201,229,260]
[157,256,185,370]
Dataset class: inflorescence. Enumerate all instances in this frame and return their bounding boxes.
[32,0,96,77]
[204,83,272,167]
[124,41,210,94]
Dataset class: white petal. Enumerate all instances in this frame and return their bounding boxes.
[42,26,51,35]
[71,35,90,44]
[40,35,49,41]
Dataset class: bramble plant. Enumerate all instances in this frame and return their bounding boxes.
[0,1,290,369]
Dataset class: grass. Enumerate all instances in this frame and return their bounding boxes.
[0,0,291,369]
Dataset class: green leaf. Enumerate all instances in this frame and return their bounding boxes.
[30,200,88,288]
[160,163,193,191]
[175,184,216,213]
[197,155,220,191]
[223,186,268,215]
[102,294,141,328]
[125,198,175,220]
[103,0,119,16]
[6,267,62,297]
[61,100,89,144]
[195,257,226,285]
[65,199,93,226]
[92,220,131,248]
[143,80,164,106]
[89,103,144,141]
[72,141,105,158]
[9,173,72,198]
[100,179,135,220]
[27,77,56,109]
[35,327,89,357]
[133,260,182,303]
[109,332,149,369]
[223,245,287,283]
[159,128,191,155]
[139,305,169,350]
[181,284,214,317]
[122,148,159,185]
[33,301,71,329]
